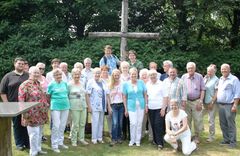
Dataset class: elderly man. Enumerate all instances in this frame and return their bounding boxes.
[181,62,205,144]
[160,60,173,81]
[216,64,240,148]
[0,57,29,150]
[82,58,94,87]
[163,67,187,110]
[99,45,120,75]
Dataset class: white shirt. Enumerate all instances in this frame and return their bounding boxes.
[146,80,166,109]
[110,82,123,104]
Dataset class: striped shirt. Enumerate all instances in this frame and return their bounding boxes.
[163,77,187,103]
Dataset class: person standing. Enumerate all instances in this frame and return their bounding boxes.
[127,50,144,71]
[181,62,205,144]
[60,62,72,82]
[82,58,94,87]
[163,67,187,110]
[68,68,88,146]
[46,58,67,83]
[47,69,70,153]
[216,63,240,148]
[160,60,173,81]
[18,66,49,156]
[0,57,29,150]
[86,67,111,144]
[147,69,167,150]
[203,65,219,142]
[99,45,120,75]
[123,68,147,147]
[109,69,125,146]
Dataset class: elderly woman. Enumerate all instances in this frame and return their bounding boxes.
[123,67,148,147]
[109,69,125,146]
[146,69,167,150]
[82,58,94,87]
[203,65,219,142]
[18,66,49,156]
[47,69,70,153]
[68,68,88,146]
[164,99,197,156]
[86,67,111,144]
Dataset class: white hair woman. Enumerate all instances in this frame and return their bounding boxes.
[203,64,219,142]
[146,69,167,150]
[164,99,197,155]
[120,61,130,82]
[18,66,49,155]
[139,68,149,84]
[47,68,70,153]
[123,67,148,147]
[68,68,88,146]
[86,67,111,144]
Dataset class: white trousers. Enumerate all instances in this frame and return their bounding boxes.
[129,103,144,144]
[91,111,104,142]
[27,125,43,156]
[51,110,69,149]
[164,130,196,156]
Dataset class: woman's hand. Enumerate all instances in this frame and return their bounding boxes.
[125,110,129,117]
[160,108,166,117]
[88,106,92,113]
[108,106,112,116]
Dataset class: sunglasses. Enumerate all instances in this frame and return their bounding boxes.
[39,68,45,70]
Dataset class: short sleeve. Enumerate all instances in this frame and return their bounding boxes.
[86,80,93,94]
[180,110,188,119]
[47,82,53,95]
[0,74,9,94]
[99,57,105,67]
[165,112,170,123]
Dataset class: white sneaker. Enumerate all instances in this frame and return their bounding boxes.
[79,140,89,145]
[128,142,134,147]
[98,140,104,144]
[92,140,97,144]
[72,143,77,147]
[59,144,69,149]
[38,150,47,154]
[136,143,140,147]
[52,148,60,153]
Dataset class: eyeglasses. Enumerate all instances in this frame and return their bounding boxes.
[39,68,45,70]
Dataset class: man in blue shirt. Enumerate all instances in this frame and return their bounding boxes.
[216,63,240,148]
[160,60,173,81]
[99,45,120,75]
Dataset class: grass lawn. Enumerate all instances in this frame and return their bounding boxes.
[13,108,240,156]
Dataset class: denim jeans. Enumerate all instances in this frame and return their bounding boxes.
[111,103,124,141]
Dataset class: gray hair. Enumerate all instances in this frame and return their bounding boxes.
[186,62,196,69]
[60,62,68,67]
[207,65,216,73]
[36,62,45,68]
[74,62,83,69]
[28,66,39,74]
[148,69,158,76]
[129,67,138,74]
[139,68,149,78]
[163,60,173,67]
[221,63,230,70]
[84,58,92,64]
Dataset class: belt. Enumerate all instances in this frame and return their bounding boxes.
[112,103,123,105]
[188,98,199,101]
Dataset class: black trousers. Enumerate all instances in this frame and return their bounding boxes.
[12,115,29,148]
[122,115,130,140]
[148,109,165,146]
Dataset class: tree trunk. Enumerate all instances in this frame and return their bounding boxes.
[230,9,240,48]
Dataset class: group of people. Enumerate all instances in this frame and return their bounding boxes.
[0,45,239,156]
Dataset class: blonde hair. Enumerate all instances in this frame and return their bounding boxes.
[52,68,62,76]
[71,68,81,76]
[129,67,138,75]
[74,62,83,70]
[109,69,121,90]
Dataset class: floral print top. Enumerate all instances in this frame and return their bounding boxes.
[18,79,49,127]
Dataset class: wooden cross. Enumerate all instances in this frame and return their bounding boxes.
[88,0,159,60]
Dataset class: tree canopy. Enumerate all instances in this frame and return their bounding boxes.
[0,0,239,77]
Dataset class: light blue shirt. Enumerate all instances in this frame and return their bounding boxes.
[123,80,147,112]
[217,74,240,104]
[86,79,109,112]
[204,75,219,104]
[99,55,119,75]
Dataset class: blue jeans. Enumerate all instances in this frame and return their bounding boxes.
[111,103,124,141]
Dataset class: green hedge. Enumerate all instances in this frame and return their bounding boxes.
[0,38,240,79]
